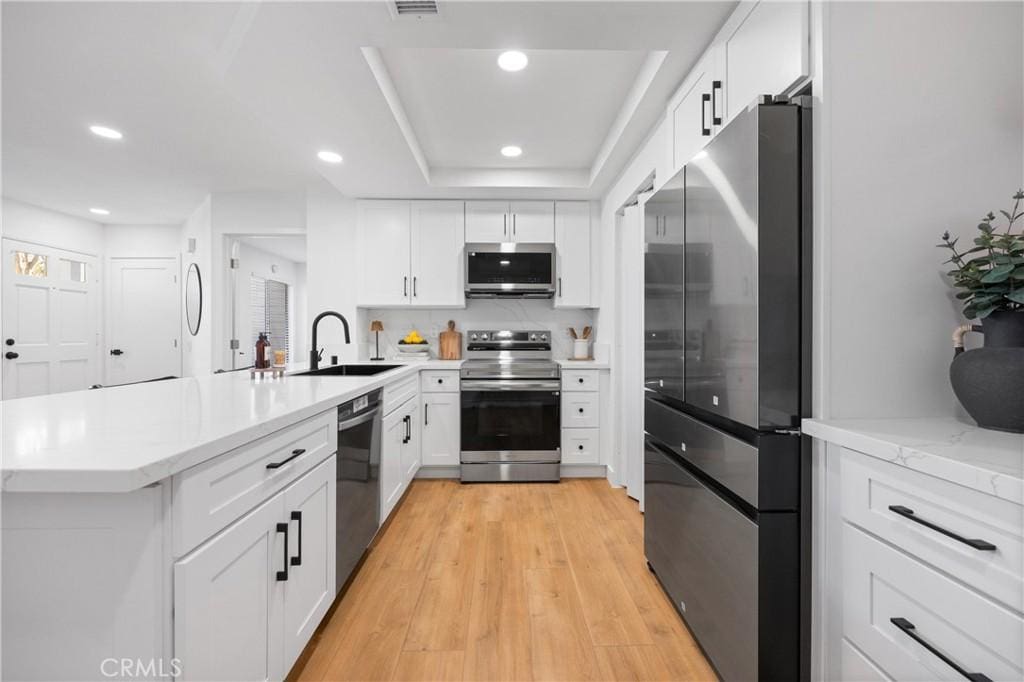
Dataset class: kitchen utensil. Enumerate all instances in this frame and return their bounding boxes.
[439,320,462,360]
[582,326,592,339]
[569,327,578,340]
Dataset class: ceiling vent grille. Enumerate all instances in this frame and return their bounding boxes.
[390,0,440,19]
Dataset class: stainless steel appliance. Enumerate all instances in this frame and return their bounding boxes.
[460,330,561,481]
[335,389,382,592]
[465,243,556,298]
[644,98,811,681]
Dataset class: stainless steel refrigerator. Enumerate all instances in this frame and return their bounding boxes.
[643,98,811,682]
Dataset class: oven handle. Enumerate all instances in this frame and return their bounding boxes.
[460,379,561,392]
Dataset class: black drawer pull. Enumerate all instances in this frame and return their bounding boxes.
[578,444,584,451]
[266,448,306,470]
[578,408,584,414]
[891,617,992,682]
[888,505,996,551]
[275,522,289,581]
[290,511,302,566]
[577,377,585,384]
[437,378,443,384]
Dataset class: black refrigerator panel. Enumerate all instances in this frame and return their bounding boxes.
[684,103,803,431]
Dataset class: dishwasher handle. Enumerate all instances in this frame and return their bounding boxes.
[338,407,380,431]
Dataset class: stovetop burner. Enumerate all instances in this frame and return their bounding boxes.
[461,329,559,379]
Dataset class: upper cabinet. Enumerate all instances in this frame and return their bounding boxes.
[671,48,722,171]
[357,200,465,308]
[465,200,554,243]
[554,201,593,308]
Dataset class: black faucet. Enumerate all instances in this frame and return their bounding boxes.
[309,310,351,371]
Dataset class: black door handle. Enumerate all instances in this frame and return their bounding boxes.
[890,617,992,682]
[888,505,996,551]
[110,349,124,356]
[5,352,18,360]
[290,511,302,566]
[701,93,711,136]
[403,276,408,297]
[4,338,14,346]
[413,276,417,297]
[266,448,306,470]
[403,415,411,443]
[711,80,723,125]
[276,522,289,581]
[424,403,429,426]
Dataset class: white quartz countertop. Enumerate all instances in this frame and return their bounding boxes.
[803,417,1024,505]
[1,362,443,494]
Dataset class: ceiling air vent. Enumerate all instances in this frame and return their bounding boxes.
[390,0,440,19]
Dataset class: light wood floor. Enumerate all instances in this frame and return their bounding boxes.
[291,479,716,682]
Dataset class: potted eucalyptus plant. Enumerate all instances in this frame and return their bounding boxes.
[939,189,1024,432]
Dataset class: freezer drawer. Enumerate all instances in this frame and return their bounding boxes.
[644,437,802,681]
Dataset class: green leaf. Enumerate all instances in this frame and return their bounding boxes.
[974,305,999,319]
[981,264,1014,283]
[1007,289,1024,304]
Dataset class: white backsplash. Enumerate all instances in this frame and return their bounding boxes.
[361,300,596,360]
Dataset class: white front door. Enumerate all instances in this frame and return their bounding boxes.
[106,257,181,386]
[1,238,99,399]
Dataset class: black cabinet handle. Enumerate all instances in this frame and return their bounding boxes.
[890,617,991,682]
[437,378,443,384]
[4,338,14,346]
[403,276,408,297]
[578,444,584,451]
[276,522,289,581]
[888,505,996,551]
[577,377,584,384]
[701,93,711,136]
[290,511,302,567]
[110,349,124,356]
[266,448,305,470]
[413,276,417,297]
[578,408,584,414]
[711,80,723,125]
[424,404,429,426]
[403,415,410,443]
[5,352,18,360]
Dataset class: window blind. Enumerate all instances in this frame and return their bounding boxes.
[249,275,290,359]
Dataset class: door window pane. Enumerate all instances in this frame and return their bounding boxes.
[14,251,47,277]
[61,258,87,282]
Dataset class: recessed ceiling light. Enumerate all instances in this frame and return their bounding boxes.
[500,145,522,158]
[497,50,528,72]
[89,207,110,216]
[317,150,343,164]
[89,125,123,140]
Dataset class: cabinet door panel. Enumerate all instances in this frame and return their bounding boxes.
[465,201,509,243]
[672,53,714,170]
[174,494,285,682]
[410,201,465,307]
[282,457,336,670]
[421,393,460,467]
[358,201,411,306]
[402,403,421,483]
[554,202,591,308]
[510,201,555,242]
[380,409,406,522]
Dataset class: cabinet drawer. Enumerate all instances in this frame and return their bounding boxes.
[561,369,599,392]
[421,370,459,393]
[384,375,419,414]
[173,410,336,557]
[841,449,1023,611]
[562,392,599,429]
[843,523,1022,682]
[562,428,599,464]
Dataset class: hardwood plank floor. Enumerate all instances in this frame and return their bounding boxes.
[291,479,716,682]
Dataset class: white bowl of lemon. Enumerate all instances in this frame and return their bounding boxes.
[397,330,430,356]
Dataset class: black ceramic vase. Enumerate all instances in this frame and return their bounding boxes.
[949,310,1024,433]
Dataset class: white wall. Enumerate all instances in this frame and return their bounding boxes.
[305,185,359,363]
[1,198,104,255]
[180,196,213,377]
[103,224,180,258]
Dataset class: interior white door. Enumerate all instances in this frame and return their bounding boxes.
[509,201,555,242]
[464,201,509,243]
[410,201,465,307]
[357,201,412,306]
[554,202,591,308]
[421,393,460,467]
[1,238,99,399]
[107,257,181,386]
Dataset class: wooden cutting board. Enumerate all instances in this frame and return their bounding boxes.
[438,320,462,360]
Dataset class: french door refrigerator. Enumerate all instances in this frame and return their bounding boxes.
[644,98,811,682]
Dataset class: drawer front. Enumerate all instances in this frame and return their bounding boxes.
[841,638,892,682]
[843,522,1023,682]
[561,369,599,392]
[562,428,599,464]
[841,448,1023,611]
[384,375,419,415]
[562,392,599,429]
[173,410,336,557]
[421,370,459,393]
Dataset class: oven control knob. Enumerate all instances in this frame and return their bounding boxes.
[470,334,478,341]
[540,334,548,341]
[530,334,537,341]
[480,333,489,341]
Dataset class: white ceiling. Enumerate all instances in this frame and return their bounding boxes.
[1,1,737,225]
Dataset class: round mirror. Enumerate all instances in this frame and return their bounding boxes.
[185,262,202,336]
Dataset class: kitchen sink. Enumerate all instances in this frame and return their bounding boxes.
[296,364,402,377]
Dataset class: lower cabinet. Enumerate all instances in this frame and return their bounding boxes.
[174,456,336,681]
[402,401,422,483]
[381,395,421,523]
[420,392,460,467]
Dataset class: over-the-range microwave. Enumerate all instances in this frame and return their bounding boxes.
[465,243,556,299]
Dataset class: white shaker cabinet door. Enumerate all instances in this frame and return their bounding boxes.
[671,49,716,171]
[282,457,336,671]
[402,402,422,483]
[465,201,509,243]
[380,407,407,523]
[509,201,555,242]
[174,492,286,682]
[357,200,411,306]
[410,200,465,307]
[421,392,460,467]
[554,202,591,308]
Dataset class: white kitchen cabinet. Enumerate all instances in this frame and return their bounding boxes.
[421,392,460,467]
[671,48,720,171]
[380,406,406,523]
[402,401,422,483]
[554,201,592,308]
[465,200,554,243]
[357,200,465,308]
[357,200,411,306]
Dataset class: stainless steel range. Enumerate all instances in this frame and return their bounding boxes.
[460,330,561,482]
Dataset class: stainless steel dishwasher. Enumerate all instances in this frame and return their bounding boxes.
[335,388,382,593]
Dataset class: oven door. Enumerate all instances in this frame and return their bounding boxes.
[460,379,561,461]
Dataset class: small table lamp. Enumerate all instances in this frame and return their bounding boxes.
[370,320,384,361]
